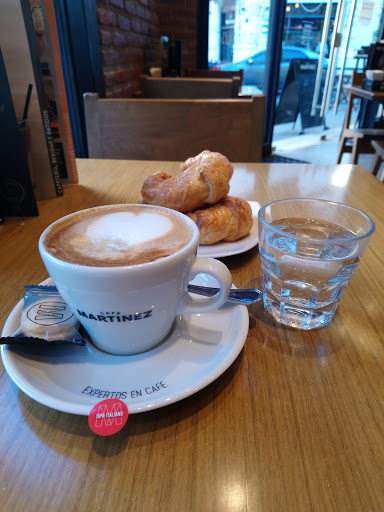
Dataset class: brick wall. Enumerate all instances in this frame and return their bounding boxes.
[97,0,198,98]
[156,0,198,73]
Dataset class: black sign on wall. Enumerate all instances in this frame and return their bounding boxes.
[275,59,325,131]
[0,48,38,217]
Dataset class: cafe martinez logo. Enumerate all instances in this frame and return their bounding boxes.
[76,309,153,323]
[27,300,74,326]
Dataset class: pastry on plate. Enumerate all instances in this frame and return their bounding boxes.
[186,196,253,245]
[141,150,233,213]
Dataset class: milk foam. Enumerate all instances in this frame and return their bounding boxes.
[45,205,192,266]
[84,212,172,256]
[66,212,174,262]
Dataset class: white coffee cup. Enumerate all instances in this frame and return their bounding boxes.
[38,204,232,355]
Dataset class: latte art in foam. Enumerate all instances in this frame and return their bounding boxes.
[43,205,193,266]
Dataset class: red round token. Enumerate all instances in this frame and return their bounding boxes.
[88,398,129,436]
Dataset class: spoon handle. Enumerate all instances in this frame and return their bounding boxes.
[187,284,262,304]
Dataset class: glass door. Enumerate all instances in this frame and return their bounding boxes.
[273,0,384,155]
[207,0,286,155]
[207,0,384,160]
[208,0,272,95]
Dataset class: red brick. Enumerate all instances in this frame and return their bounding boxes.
[136,5,147,19]
[125,32,141,46]
[134,33,147,48]
[124,1,136,16]
[109,85,135,98]
[129,47,145,63]
[171,29,196,40]
[185,18,197,30]
[184,40,197,50]
[149,25,160,38]
[99,29,112,46]
[113,31,127,46]
[106,89,121,98]
[99,0,198,98]
[102,49,120,66]
[117,14,131,31]
[103,71,117,87]
[120,48,145,67]
[121,85,134,97]
[148,10,159,24]
[126,84,137,97]
[114,69,133,84]
[110,0,124,8]
[115,69,124,83]
[173,7,194,17]
[156,4,172,16]
[131,19,142,33]
[97,8,117,27]
[171,16,193,29]
[119,48,131,65]
[141,21,150,36]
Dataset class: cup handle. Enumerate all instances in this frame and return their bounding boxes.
[176,258,232,315]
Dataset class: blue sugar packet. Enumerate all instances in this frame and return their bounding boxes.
[1,285,84,346]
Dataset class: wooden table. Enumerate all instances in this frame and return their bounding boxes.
[1,159,383,512]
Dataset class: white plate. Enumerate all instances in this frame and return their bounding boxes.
[1,276,248,415]
[197,201,260,258]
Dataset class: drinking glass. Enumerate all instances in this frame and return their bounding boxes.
[258,198,375,329]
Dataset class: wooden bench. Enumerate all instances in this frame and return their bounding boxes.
[139,75,241,99]
[84,93,265,162]
[184,69,243,89]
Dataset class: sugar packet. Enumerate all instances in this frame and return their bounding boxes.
[1,285,84,345]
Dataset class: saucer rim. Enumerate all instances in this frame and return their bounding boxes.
[1,278,249,415]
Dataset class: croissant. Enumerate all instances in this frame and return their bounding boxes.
[141,150,233,213]
[186,196,253,245]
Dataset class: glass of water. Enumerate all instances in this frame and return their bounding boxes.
[258,198,375,329]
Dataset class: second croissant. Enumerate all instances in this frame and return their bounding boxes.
[141,150,253,245]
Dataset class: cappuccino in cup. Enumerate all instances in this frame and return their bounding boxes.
[43,204,193,267]
[39,204,232,355]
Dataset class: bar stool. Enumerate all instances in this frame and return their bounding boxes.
[336,71,384,164]
[337,128,384,164]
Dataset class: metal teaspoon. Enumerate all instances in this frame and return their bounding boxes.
[187,284,262,305]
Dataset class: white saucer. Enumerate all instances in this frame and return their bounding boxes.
[1,276,249,415]
[197,201,260,258]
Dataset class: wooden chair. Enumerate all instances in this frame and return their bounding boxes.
[139,75,241,99]
[370,139,384,180]
[337,71,384,164]
[84,93,265,162]
[184,69,243,89]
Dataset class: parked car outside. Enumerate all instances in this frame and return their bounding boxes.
[212,46,326,91]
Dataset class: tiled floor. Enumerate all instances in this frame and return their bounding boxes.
[271,103,380,174]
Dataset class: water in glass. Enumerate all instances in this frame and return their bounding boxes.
[259,217,360,329]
